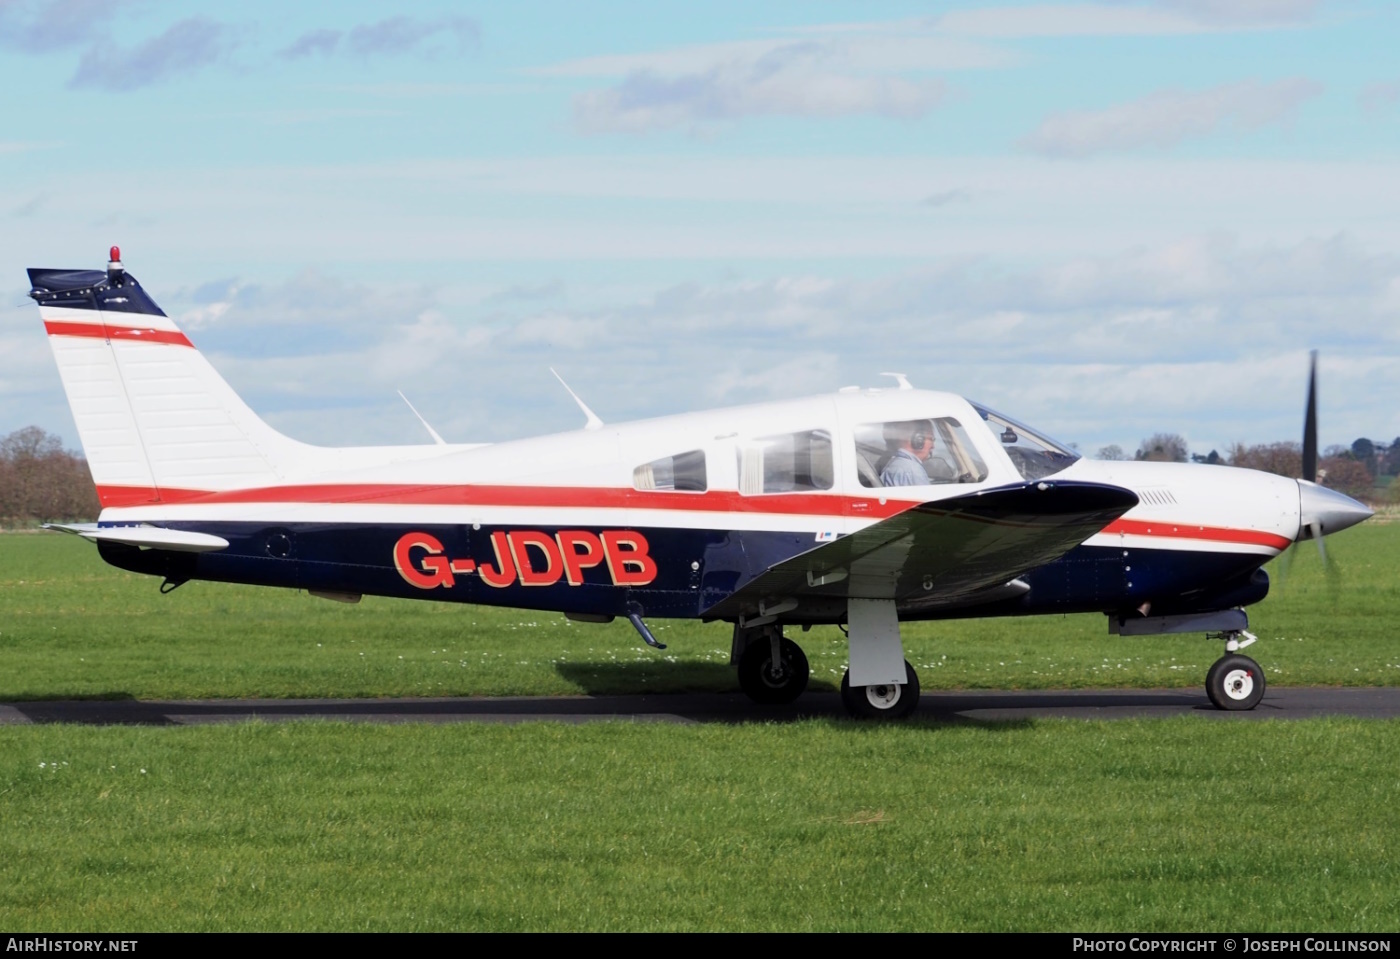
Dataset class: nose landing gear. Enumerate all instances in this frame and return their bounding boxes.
[1207,654,1265,711]
[1205,629,1265,710]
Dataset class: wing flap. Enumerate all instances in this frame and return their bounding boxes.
[704,480,1137,621]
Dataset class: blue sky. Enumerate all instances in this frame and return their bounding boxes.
[3,0,1399,458]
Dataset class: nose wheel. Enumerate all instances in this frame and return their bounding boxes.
[1206,653,1265,710]
[737,634,810,705]
[840,660,920,720]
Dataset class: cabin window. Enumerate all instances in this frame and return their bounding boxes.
[854,418,989,488]
[971,404,1080,482]
[633,450,708,492]
[738,430,834,495]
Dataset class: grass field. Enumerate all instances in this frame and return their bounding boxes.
[3,719,1398,931]
[2,526,1398,931]
[0,524,1395,700]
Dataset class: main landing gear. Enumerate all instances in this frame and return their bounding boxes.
[1205,630,1265,711]
[733,603,922,720]
[840,660,920,720]
[735,625,810,705]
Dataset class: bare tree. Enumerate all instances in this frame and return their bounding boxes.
[1384,438,1400,477]
[1227,440,1377,501]
[1228,441,1303,477]
[1136,433,1188,463]
[0,427,99,526]
[1096,444,1126,461]
[1319,456,1374,500]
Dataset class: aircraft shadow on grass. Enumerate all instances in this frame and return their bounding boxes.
[3,688,1219,727]
[552,660,739,696]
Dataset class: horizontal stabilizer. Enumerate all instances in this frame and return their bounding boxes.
[45,523,230,553]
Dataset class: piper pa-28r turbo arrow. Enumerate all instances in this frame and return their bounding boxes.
[29,249,1375,718]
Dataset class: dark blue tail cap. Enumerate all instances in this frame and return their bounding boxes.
[27,267,166,317]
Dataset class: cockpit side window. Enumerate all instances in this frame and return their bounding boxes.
[971,404,1080,481]
[634,450,707,492]
[738,430,834,494]
[856,418,988,488]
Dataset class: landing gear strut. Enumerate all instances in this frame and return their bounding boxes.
[1206,629,1265,710]
[736,627,810,705]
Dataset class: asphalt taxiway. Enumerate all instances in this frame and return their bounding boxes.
[3,686,1399,725]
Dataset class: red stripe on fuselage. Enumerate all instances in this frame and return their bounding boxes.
[93,481,1293,548]
[96,485,211,507]
[1102,518,1290,551]
[97,482,883,517]
[44,320,193,348]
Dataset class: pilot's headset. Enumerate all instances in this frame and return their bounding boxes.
[909,421,933,453]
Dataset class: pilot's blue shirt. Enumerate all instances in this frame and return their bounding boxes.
[880,448,928,487]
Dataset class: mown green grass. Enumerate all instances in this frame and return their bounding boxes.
[0,525,1395,700]
[2,718,1396,931]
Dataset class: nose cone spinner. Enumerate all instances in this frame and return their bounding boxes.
[1297,480,1374,541]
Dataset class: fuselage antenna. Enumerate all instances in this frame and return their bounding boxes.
[550,368,605,431]
[397,390,447,445]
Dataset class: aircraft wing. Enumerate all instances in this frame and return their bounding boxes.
[702,480,1138,621]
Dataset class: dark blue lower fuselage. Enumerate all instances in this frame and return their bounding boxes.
[96,520,1270,623]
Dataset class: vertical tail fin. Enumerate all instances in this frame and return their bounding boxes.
[29,256,308,507]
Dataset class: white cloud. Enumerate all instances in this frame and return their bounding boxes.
[706,353,843,403]
[0,141,59,155]
[11,155,1400,278]
[573,42,947,133]
[510,313,608,350]
[941,0,1322,34]
[7,232,1399,453]
[1021,78,1324,157]
[541,32,1012,79]
[1154,0,1321,25]
[934,3,1207,37]
[546,2,1314,84]
[937,0,1320,34]
[553,3,1329,136]
[68,17,241,92]
[0,0,131,52]
[1359,81,1400,114]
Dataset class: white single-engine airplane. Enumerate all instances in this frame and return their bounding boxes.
[29,250,1374,718]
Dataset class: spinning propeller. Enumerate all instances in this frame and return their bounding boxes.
[1281,351,1373,589]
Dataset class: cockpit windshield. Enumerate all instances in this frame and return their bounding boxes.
[971,403,1080,481]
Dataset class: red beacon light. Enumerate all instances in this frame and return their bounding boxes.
[106,245,124,282]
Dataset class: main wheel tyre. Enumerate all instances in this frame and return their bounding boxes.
[737,636,810,705]
[840,660,921,720]
[1206,654,1266,711]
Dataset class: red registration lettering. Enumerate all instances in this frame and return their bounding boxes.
[556,530,605,585]
[477,531,518,588]
[601,530,657,586]
[509,531,564,586]
[393,532,455,589]
[394,528,656,589]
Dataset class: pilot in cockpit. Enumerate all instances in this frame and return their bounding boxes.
[880,420,937,486]
[879,420,957,487]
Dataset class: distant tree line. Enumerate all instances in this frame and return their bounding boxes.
[5,421,1398,526]
[0,427,100,526]
[1096,433,1399,502]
